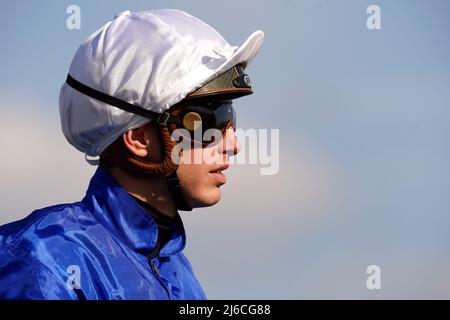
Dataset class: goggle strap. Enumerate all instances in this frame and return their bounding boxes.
[66,74,167,125]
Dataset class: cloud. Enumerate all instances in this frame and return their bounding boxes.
[0,96,95,224]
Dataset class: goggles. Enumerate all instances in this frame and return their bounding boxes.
[165,100,236,146]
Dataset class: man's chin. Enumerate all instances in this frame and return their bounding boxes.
[187,190,222,208]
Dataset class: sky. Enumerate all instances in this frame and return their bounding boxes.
[1,0,450,299]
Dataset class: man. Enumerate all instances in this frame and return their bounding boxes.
[0,9,263,299]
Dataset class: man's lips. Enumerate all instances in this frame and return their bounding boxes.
[209,164,229,174]
[209,164,229,184]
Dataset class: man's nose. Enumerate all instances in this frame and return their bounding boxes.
[221,123,241,157]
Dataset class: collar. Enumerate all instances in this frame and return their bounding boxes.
[81,167,186,257]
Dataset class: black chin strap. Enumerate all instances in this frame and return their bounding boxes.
[165,171,193,211]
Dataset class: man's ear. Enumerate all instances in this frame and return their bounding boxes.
[122,124,151,158]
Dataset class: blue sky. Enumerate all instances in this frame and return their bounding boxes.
[1,0,450,298]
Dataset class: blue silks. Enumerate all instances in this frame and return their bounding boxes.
[0,168,206,300]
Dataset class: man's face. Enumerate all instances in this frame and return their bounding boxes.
[176,127,240,208]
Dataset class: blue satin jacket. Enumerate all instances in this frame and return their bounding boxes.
[0,168,206,300]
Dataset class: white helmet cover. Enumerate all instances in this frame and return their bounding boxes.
[59,9,264,157]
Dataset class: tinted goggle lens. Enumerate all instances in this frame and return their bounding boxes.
[169,101,236,145]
